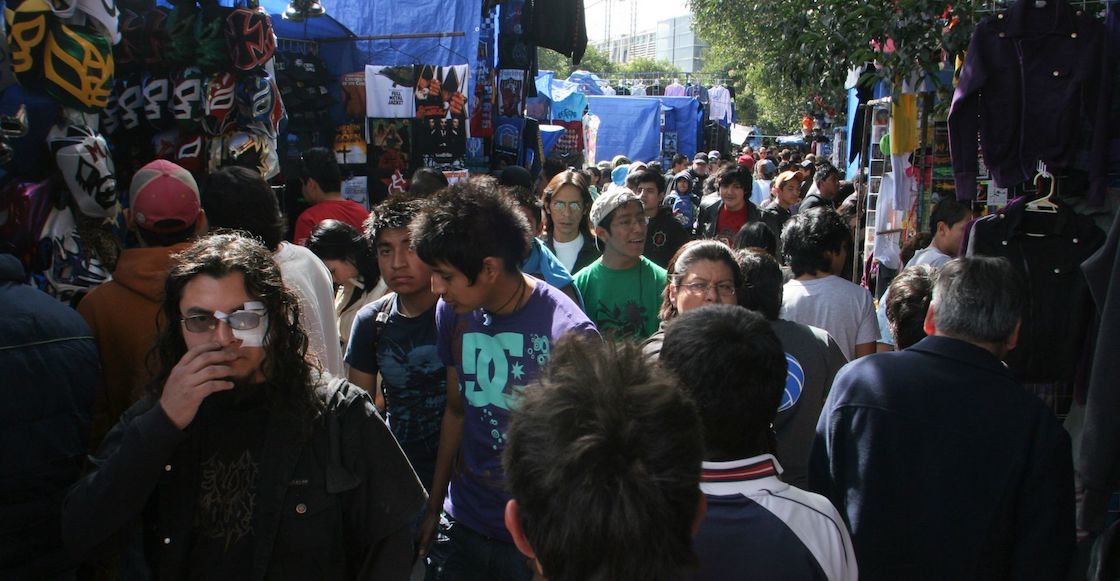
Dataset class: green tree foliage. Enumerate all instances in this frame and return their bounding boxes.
[691,0,983,132]
[538,46,616,75]
[617,57,681,75]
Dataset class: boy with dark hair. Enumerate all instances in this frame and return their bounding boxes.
[734,249,847,488]
[345,196,445,491]
[660,305,857,581]
[801,163,842,212]
[574,188,668,340]
[627,168,691,268]
[411,177,599,581]
[781,208,878,360]
[694,166,763,243]
[876,197,972,349]
[884,264,937,350]
[292,146,369,245]
[503,337,706,581]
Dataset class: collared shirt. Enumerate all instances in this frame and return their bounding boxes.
[692,454,857,581]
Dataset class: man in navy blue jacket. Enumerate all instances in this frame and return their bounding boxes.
[810,256,1075,580]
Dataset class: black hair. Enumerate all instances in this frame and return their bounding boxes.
[410,176,531,283]
[886,264,937,350]
[365,195,424,244]
[732,222,777,255]
[927,197,971,236]
[504,337,703,581]
[625,168,666,194]
[660,304,787,460]
[781,207,850,277]
[409,167,449,198]
[150,233,319,433]
[672,153,688,167]
[660,240,742,321]
[305,219,380,305]
[717,166,753,192]
[813,162,841,186]
[733,249,783,321]
[503,185,543,231]
[586,166,601,180]
[202,166,286,250]
[300,147,342,193]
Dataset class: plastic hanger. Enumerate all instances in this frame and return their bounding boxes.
[1026,160,1059,214]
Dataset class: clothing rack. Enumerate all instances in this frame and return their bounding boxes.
[972,0,1109,14]
[317,31,465,44]
[277,37,318,55]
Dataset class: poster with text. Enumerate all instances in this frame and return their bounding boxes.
[333,123,367,165]
[341,71,367,119]
[415,116,467,169]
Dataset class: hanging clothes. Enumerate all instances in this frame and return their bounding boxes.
[948,0,1110,205]
[531,0,587,65]
[965,196,1105,383]
[889,93,919,154]
[708,85,733,125]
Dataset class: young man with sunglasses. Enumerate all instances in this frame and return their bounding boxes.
[63,233,426,580]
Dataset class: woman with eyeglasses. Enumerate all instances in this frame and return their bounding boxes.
[542,170,601,274]
[641,240,742,359]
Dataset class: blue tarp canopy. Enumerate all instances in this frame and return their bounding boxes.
[587,96,662,162]
[651,96,700,159]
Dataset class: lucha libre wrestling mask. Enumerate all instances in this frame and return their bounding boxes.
[48,123,118,218]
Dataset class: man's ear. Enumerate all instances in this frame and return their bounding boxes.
[691,491,708,536]
[505,500,537,560]
[480,257,503,282]
[1005,318,1022,352]
[594,225,608,243]
[923,302,937,336]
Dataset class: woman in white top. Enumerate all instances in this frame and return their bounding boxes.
[541,169,601,275]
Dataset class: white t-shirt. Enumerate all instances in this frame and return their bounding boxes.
[274,242,345,377]
[781,275,879,360]
[552,236,584,274]
[751,180,769,206]
[365,65,416,118]
[907,245,952,268]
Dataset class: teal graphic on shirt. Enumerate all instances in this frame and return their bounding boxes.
[461,332,550,411]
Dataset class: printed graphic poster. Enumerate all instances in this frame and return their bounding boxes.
[493,116,524,166]
[550,120,583,156]
[365,65,416,119]
[368,118,414,186]
[414,116,467,169]
[334,123,367,165]
[414,64,469,121]
[341,176,369,208]
[498,70,525,118]
[341,71,367,119]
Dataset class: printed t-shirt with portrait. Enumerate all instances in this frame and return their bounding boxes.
[573,256,667,340]
[436,282,599,541]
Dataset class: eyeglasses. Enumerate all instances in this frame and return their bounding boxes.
[551,200,582,212]
[677,281,737,297]
[181,305,267,333]
[635,186,659,196]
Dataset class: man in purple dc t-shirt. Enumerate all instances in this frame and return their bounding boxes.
[411,178,599,581]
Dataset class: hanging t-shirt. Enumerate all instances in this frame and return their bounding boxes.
[365,65,416,119]
[550,91,587,123]
[345,294,445,468]
[709,85,733,124]
[437,282,599,540]
[573,256,667,340]
[716,204,749,245]
[551,235,584,273]
[664,82,686,96]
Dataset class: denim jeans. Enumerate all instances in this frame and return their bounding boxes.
[440,520,534,581]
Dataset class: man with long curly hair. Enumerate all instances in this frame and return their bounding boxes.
[63,233,426,580]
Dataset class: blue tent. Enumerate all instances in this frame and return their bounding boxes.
[587,96,662,162]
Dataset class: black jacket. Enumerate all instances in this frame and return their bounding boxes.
[0,254,96,578]
[810,335,1074,580]
[645,206,692,268]
[694,198,763,239]
[63,377,426,581]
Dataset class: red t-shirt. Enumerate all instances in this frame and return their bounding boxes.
[293,199,370,245]
[716,204,749,245]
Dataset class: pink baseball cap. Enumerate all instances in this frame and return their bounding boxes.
[129,160,201,233]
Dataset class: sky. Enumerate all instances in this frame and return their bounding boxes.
[584,0,692,42]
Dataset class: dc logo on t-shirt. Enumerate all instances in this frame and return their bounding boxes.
[778,353,804,413]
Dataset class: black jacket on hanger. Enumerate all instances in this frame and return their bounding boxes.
[531,0,587,64]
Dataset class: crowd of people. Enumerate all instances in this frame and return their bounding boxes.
[2,142,1074,581]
